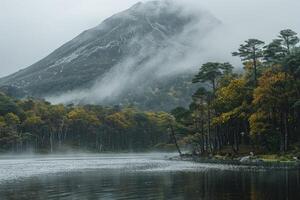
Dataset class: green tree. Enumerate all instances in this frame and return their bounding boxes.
[233,39,265,85]
[193,62,233,95]
[213,77,251,152]
[0,93,21,116]
[251,70,296,151]
[264,39,286,64]
[279,29,299,54]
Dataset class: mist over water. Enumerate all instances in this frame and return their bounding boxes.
[0,153,299,200]
[1,1,300,199]
[0,153,239,183]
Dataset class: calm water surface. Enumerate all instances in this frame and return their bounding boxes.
[0,153,299,200]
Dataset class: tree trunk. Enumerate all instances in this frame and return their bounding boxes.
[208,106,212,152]
[201,120,205,153]
[169,124,182,156]
[284,111,289,151]
[50,131,53,153]
[280,112,285,152]
[253,56,258,86]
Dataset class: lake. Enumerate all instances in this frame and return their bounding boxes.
[0,153,299,200]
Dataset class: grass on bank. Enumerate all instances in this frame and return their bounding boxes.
[203,145,300,163]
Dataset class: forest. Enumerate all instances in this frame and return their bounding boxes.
[0,95,175,152]
[0,29,300,156]
[173,29,300,156]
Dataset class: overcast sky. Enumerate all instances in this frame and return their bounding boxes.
[0,0,300,78]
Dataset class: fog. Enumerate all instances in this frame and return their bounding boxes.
[1,0,300,105]
[1,0,299,78]
[44,0,299,105]
[0,152,245,183]
[47,1,219,104]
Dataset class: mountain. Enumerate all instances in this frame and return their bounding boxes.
[0,0,220,110]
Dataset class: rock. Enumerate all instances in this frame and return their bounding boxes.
[240,156,252,163]
[293,157,299,161]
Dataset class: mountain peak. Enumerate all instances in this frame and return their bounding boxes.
[131,0,171,9]
[0,1,220,110]
[107,0,183,21]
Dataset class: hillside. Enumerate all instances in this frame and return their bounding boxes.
[0,1,219,110]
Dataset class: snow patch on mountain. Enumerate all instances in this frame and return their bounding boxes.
[0,0,221,110]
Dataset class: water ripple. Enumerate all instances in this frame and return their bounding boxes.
[0,153,249,183]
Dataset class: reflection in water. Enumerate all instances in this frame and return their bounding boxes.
[0,154,299,200]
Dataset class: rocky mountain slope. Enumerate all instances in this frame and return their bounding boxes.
[0,0,219,110]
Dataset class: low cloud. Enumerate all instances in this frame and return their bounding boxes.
[2,0,299,105]
[47,1,222,104]
[47,0,300,105]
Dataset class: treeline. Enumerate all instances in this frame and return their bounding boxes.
[1,29,299,155]
[172,29,300,154]
[0,94,174,152]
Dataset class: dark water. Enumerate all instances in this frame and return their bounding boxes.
[0,154,299,200]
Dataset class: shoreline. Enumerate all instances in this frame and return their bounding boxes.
[171,154,300,170]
